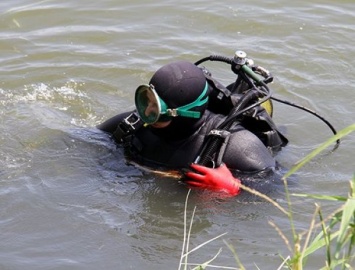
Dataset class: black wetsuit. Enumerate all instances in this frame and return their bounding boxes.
[98,108,278,173]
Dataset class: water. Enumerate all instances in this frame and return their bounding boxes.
[1,1,354,269]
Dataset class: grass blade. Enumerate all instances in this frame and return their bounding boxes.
[291,193,347,202]
[335,198,355,259]
[284,124,355,179]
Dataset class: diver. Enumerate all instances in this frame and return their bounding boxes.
[98,57,289,196]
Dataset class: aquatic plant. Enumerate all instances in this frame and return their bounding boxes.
[178,189,237,270]
[279,123,355,270]
[178,124,355,270]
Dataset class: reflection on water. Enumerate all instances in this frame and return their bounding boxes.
[1,0,354,269]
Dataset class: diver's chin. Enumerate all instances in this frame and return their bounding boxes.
[150,121,172,129]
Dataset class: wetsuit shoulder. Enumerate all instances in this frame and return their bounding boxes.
[223,125,276,172]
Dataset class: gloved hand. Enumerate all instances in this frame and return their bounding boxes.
[184,163,241,196]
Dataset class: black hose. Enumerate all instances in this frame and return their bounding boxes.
[194,55,232,66]
[271,96,340,150]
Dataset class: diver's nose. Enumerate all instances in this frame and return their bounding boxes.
[145,101,156,117]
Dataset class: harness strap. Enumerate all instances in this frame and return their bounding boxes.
[200,66,232,100]
[195,128,232,168]
[113,112,143,143]
[208,129,231,167]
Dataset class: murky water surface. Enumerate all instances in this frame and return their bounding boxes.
[1,1,354,269]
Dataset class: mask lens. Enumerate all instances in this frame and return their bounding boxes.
[135,85,161,124]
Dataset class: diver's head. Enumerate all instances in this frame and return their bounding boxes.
[135,61,209,126]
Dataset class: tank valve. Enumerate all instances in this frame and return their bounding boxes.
[234,50,247,66]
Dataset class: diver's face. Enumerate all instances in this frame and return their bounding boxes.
[144,90,159,119]
[144,91,171,128]
[151,121,171,128]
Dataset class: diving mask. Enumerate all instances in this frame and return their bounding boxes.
[135,82,209,124]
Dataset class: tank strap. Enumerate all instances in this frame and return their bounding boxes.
[208,129,231,167]
[241,107,289,152]
[200,66,231,100]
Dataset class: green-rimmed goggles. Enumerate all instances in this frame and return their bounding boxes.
[135,82,209,124]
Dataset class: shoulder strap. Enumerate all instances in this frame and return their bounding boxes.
[199,67,235,115]
[113,112,144,143]
[200,66,231,99]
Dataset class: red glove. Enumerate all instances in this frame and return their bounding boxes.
[185,163,241,196]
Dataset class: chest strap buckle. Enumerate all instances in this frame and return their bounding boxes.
[113,112,143,143]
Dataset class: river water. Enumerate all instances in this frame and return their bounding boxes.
[1,1,354,269]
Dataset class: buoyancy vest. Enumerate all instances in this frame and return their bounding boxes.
[124,110,276,172]
[98,71,288,172]
[202,68,288,154]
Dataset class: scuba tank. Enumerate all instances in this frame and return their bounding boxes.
[194,50,338,168]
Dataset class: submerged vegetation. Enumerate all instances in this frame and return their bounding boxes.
[178,124,355,270]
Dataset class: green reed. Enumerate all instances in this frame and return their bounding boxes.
[178,124,355,270]
[280,124,355,270]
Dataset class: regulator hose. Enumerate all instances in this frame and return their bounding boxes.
[271,96,340,150]
[194,55,232,66]
[193,53,340,165]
